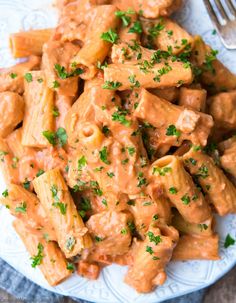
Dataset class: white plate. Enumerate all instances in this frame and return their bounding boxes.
[0,0,236,302]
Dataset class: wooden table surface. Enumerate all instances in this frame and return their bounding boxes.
[0,266,235,303]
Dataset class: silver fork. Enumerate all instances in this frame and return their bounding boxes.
[203,0,236,49]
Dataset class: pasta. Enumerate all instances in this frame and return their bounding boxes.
[0,0,236,294]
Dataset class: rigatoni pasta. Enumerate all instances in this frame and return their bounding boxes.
[33,168,92,258]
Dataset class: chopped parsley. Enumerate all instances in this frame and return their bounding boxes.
[10,73,17,79]
[42,128,67,147]
[121,228,128,235]
[42,130,56,145]
[137,172,147,187]
[127,200,135,206]
[36,169,45,177]
[148,22,165,38]
[102,125,110,136]
[67,262,75,271]
[2,189,8,198]
[181,194,190,205]
[51,185,67,215]
[115,9,135,27]
[52,107,60,117]
[53,80,60,88]
[24,73,33,83]
[23,179,30,190]
[112,109,131,126]
[99,146,111,165]
[127,146,135,156]
[15,201,27,213]
[198,224,208,231]
[128,74,140,88]
[107,172,115,178]
[95,236,103,242]
[78,156,87,171]
[166,125,181,137]
[197,165,209,179]
[146,246,154,255]
[31,243,44,268]
[102,199,108,207]
[224,234,235,248]
[56,127,68,146]
[169,187,178,194]
[203,49,218,74]
[101,28,118,43]
[147,231,161,245]
[152,166,172,176]
[12,157,19,169]
[90,181,103,196]
[102,81,122,90]
[54,64,83,79]
[128,21,143,34]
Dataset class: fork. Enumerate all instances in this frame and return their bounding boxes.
[203,0,236,49]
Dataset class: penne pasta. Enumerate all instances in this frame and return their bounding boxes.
[183,148,236,215]
[13,219,71,286]
[0,184,56,241]
[150,155,211,223]
[172,209,214,237]
[22,71,54,148]
[33,168,92,258]
[103,61,193,90]
[125,222,179,293]
[172,234,219,260]
[9,29,53,58]
[134,89,213,153]
[71,5,120,80]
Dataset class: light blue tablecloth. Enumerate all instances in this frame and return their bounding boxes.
[0,258,206,303]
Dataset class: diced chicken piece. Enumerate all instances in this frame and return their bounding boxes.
[86,211,132,255]
[176,109,201,133]
[0,56,40,94]
[179,87,207,111]
[209,90,236,129]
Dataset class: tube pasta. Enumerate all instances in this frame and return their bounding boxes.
[104,61,193,90]
[172,234,220,261]
[141,17,193,55]
[125,223,179,293]
[9,29,53,58]
[0,184,56,241]
[13,219,71,286]
[150,155,211,223]
[0,92,24,138]
[183,148,236,215]
[71,5,120,80]
[0,138,19,185]
[134,89,213,151]
[172,210,214,237]
[22,71,54,148]
[33,168,92,258]
[191,36,236,93]
[179,87,207,112]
